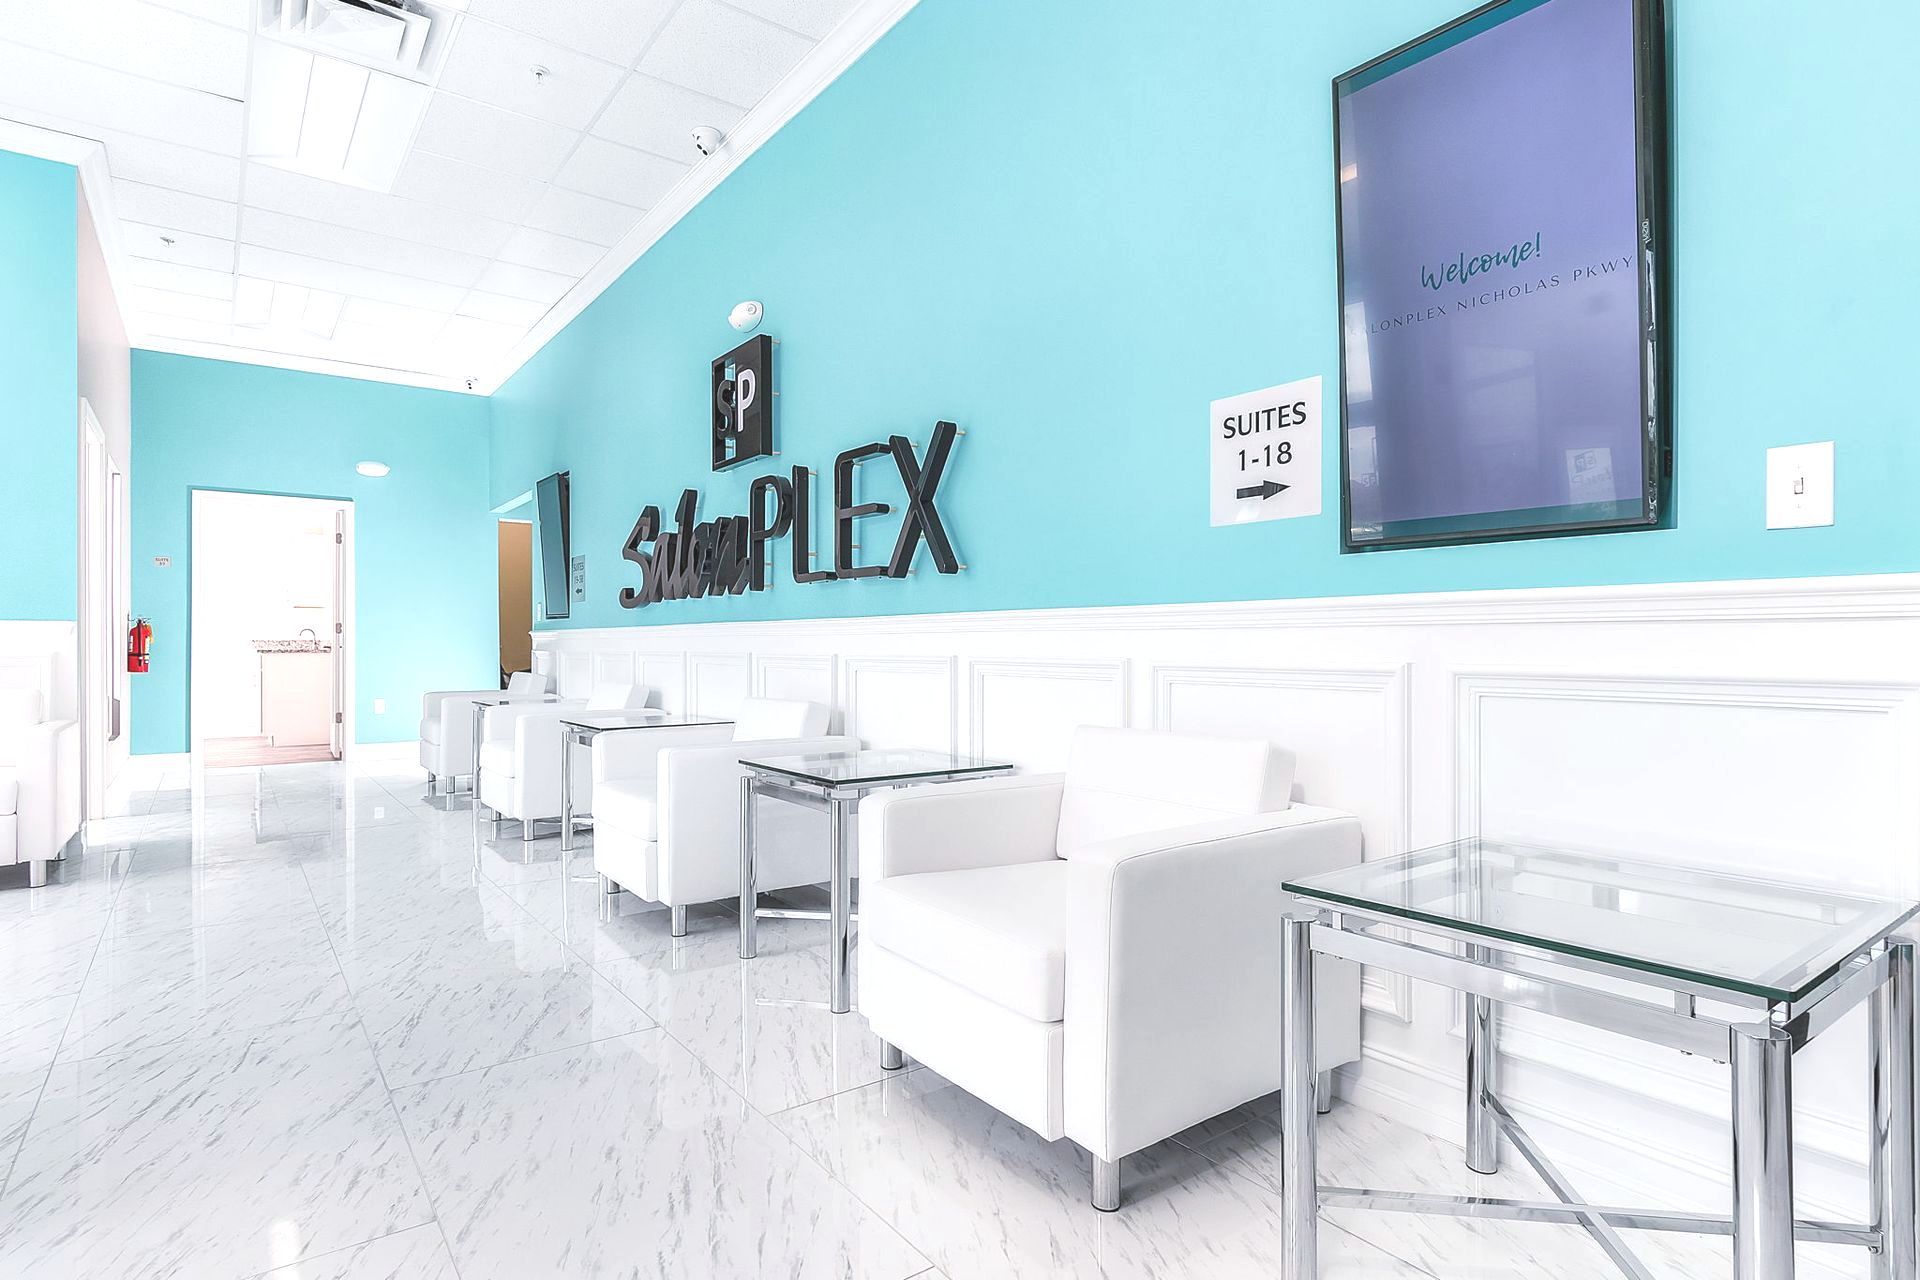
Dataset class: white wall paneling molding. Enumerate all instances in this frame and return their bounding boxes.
[532,571,1920,1230]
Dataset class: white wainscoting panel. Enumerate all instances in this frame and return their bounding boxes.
[529,572,1920,1228]
[687,652,752,718]
[843,655,957,754]
[967,658,1127,770]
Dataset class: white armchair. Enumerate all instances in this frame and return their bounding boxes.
[592,697,853,936]
[477,681,653,841]
[419,671,550,794]
[857,726,1363,1211]
[1,689,80,889]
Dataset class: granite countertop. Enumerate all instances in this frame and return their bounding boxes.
[253,639,332,653]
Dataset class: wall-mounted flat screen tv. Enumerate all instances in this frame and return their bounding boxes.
[1334,0,1669,551]
[535,471,570,621]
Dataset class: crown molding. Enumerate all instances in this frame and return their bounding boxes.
[476,0,922,396]
[132,333,482,394]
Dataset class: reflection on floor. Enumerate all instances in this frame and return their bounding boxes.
[202,736,339,768]
[0,749,1863,1278]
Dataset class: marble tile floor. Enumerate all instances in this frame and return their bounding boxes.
[0,751,1867,1278]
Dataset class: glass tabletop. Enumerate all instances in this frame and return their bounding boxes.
[562,712,732,732]
[1285,837,1919,1003]
[743,748,1013,788]
[477,694,560,705]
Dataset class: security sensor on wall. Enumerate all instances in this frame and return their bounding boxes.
[692,126,725,157]
[728,300,764,333]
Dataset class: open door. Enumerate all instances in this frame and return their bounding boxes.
[331,506,347,760]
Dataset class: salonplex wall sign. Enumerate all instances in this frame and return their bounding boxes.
[618,421,962,609]
[1208,374,1323,526]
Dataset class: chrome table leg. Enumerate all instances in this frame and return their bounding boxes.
[1466,983,1500,1174]
[829,794,852,1014]
[738,775,758,960]
[1280,912,1318,1280]
[1869,940,1916,1280]
[1732,1026,1796,1280]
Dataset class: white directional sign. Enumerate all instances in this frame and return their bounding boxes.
[1209,375,1323,527]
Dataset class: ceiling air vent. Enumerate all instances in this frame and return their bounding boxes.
[255,0,458,83]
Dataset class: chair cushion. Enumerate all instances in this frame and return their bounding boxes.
[1055,726,1293,857]
[0,690,42,740]
[865,860,1069,1022]
[478,740,515,777]
[419,717,442,744]
[0,767,17,816]
[594,778,659,840]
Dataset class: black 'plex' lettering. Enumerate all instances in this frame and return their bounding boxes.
[618,421,961,609]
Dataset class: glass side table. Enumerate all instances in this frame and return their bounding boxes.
[738,749,1014,1014]
[1278,838,1918,1280]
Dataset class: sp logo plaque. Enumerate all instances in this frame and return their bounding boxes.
[712,334,774,471]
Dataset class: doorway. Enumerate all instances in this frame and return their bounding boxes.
[189,490,353,766]
[77,400,125,819]
[498,518,533,688]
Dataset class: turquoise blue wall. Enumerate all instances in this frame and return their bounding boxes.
[0,150,78,621]
[491,0,1920,629]
[131,352,494,753]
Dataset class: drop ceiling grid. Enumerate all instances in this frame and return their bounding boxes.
[0,0,880,385]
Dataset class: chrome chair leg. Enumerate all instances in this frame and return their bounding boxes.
[1091,1155,1121,1212]
[670,904,687,937]
[879,1040,905,1070]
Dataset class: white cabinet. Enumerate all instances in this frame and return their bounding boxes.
[260,651,333,746]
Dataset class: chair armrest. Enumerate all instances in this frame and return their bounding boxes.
[857,773,1063,882]
[12,719,80,862]
[423,689,503,720]
[1062,803,1363,1162]
[591,723,735,784]
[656,735,859,905]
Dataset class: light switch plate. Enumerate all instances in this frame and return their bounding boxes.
[1766,441,1834,529]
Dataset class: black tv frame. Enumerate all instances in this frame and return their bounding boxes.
[1332,0,1672,554]
[536,470,571,621]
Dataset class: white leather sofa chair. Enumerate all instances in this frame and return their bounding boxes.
[857,726,1363,1211]
[592,697,853,936]
[1,689,81,889]
[477,681,653,842]
[419,671,550,794]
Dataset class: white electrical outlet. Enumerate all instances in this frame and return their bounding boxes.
[1766,442,1834,530]
[373,698,386,714]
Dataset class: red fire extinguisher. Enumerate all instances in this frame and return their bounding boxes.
[128,618,152,674]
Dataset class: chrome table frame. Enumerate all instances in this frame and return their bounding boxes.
[737,759,1014,1014]
[1278,903,1916,1280]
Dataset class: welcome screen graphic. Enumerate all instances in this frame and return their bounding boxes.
[1337,0,1647,541]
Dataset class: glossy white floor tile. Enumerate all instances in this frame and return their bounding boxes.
[0,752,1863,1278]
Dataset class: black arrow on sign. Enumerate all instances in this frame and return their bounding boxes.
[1236,479,1290,500]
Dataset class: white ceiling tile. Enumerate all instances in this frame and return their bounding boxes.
[128,285,233,324]
[524,185,640,248]
[139,0,250,28]
[721,0,860,40]
[342,296,453,334]
[555,135,687,209]
[437,22,626,130]
[242,164,515,259]
[637,0,814,109]
[439,313,524,357]
[391,151,546,222]
[122,220,236,271]
[240,208,491,289]
[6,0,250,99]
[0,41,243,153]
[237,244,469,312]
[591,73,744,161]
[127,258,236,300]
[411,94,579,182]
[472,260,572,305]
[97,130,244,202]
[112,179,237,239]
[496,226,603,276]
[464,0,676,67]
[458,290,549,326]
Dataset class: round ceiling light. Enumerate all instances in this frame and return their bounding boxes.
[355,461,391,478]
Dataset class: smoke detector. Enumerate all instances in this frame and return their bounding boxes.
[692,125,725,157]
